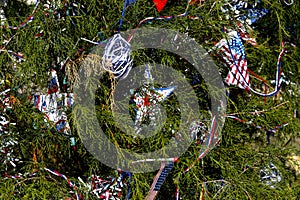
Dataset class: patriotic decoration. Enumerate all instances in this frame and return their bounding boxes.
[0,0,40,29]
[215,30,250,89]
[132,85,175,134]
[260,162,282,188]
[226,115,289,145]
[87,172,131,200]
[172,115,219,200]
[221,0,269,26]
[237,8,269,25]
[153,162,174,191]
[189,120,207,144]
[0,82,21,172]
[131,66,174,134]
[44,167,132,200]
[33,69,73,136]
[102,34,133,80]
[216,0,286,97]
[153,0,168,12]
[216,0,269,89]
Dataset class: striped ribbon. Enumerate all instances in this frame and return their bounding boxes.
[44,167,77,189]
[226,115,289,130]
[43,167,81,199]
[175,113,288,199]
[0,49,26,62]
[0,0,40,30]
[183,115,219,174]
[4,167,132,200]
[174,115,220,200]
[4,171,38,179]
[127,11,200,42]
[124,1,285,98]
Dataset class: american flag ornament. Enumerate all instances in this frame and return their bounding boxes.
[215,30,250,89]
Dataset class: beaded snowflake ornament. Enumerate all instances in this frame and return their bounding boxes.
[260,162,282,188]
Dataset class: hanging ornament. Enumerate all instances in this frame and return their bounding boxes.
[259,162,282,188]
[221,0,268,26]
[214,26,286,96]
[102,34,133,80]
[153,0,168,12]
[130,65,175,134]
[215,30,250,90]
[33,69,74,138]
[189,120,207,144]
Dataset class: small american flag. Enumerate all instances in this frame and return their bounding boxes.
[215,31,250,90]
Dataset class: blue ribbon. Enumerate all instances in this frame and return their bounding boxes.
[118,0,136,32]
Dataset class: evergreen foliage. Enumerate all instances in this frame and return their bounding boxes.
[0,0,299,199]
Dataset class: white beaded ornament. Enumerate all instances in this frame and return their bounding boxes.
[102,33,133,80]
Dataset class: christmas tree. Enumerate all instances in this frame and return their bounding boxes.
[0,0,299,199]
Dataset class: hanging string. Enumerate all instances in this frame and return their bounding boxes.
[4,171,37,179]
[0,0,40,29]
[3,167,132,200]
[124,7,284,98]
[125,1,285,98]
[134,114,220,199]
[174,112,288,199]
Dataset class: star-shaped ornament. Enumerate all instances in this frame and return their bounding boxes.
[131,66,175,135]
